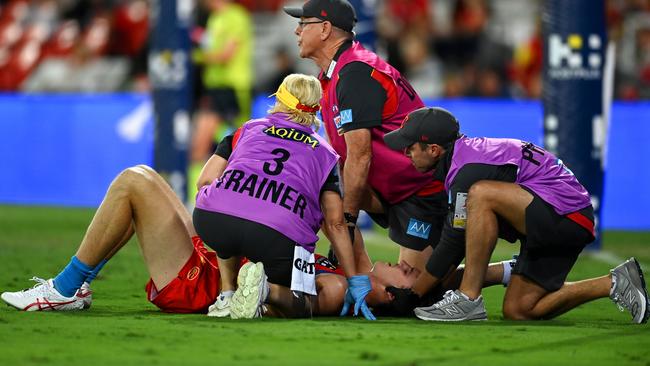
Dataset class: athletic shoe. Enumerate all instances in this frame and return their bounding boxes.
[414,290,487,321]
[75,282,93,309]
[230,262,269,319]
[207,292,233,317]
[1,277,85,311]
[610,257,650,324]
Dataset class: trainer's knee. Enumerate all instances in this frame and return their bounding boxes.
[466,181,497,211]
[502,300,536,320]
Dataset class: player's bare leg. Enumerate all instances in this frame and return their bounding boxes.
[1,165,195,311]
[76,165,194,289]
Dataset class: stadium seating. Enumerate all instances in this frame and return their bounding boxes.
[0,0,148,92]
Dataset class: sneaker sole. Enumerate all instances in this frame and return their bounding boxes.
[629,258,650,324]
[1,292,82,311]
[207,309,230,318]
[1,292,23,310]
[230,263,266,319]
[207,302,231,318]
[414,308,487,322]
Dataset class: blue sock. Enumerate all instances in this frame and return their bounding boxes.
[53,256,94,297]
[85,259,107,284]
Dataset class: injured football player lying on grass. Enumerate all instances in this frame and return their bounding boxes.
[0,165,514,318]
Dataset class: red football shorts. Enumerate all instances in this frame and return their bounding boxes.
[145,236,220,313]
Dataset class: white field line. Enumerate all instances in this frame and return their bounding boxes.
[585,250,650,270]
[358,230,649,271]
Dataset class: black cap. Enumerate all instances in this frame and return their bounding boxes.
[384,107,460,150]
[284,0,357,33]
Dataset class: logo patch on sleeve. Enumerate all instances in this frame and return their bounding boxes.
[406,218,431,239]
[334,116,342,129]
[339,109,353,125]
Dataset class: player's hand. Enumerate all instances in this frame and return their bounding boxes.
[386,286,420,316]
[340,275,376,320]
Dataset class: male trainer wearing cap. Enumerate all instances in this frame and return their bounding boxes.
[383,107,650,324]
[284,0,448,273]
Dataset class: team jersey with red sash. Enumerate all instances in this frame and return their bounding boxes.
[319,41,442,204]
[196,113,339,252]
[314,254,345,276]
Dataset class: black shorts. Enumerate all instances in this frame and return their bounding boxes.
[512,191,595,292]
[203,87,240,121]
[193,208,299,287]
[367,190,447,251]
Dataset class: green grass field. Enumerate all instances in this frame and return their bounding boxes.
[1,205,649,366]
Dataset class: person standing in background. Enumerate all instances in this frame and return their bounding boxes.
[189,0,253,201]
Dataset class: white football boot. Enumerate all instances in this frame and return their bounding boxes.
[75,282,93,309]
[1,277,85,311]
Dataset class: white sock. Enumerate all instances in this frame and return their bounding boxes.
[219,290,235,299]
[458,290,481,302]
[501,259,515,286]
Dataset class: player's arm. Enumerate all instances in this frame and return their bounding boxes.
[313,274,348,315]
[195,132,237,190]
[336,62,386,217]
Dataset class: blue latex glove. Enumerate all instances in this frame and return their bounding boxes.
[340,275,376,320]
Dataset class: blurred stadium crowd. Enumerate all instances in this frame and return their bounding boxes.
[1,0,649,100]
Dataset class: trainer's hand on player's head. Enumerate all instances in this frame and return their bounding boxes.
[340,275,376,321]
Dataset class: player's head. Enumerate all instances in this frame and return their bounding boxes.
[284,0,357,59]
[269,73,322,129]
[384,107,461,173]
[366,260,420,307]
